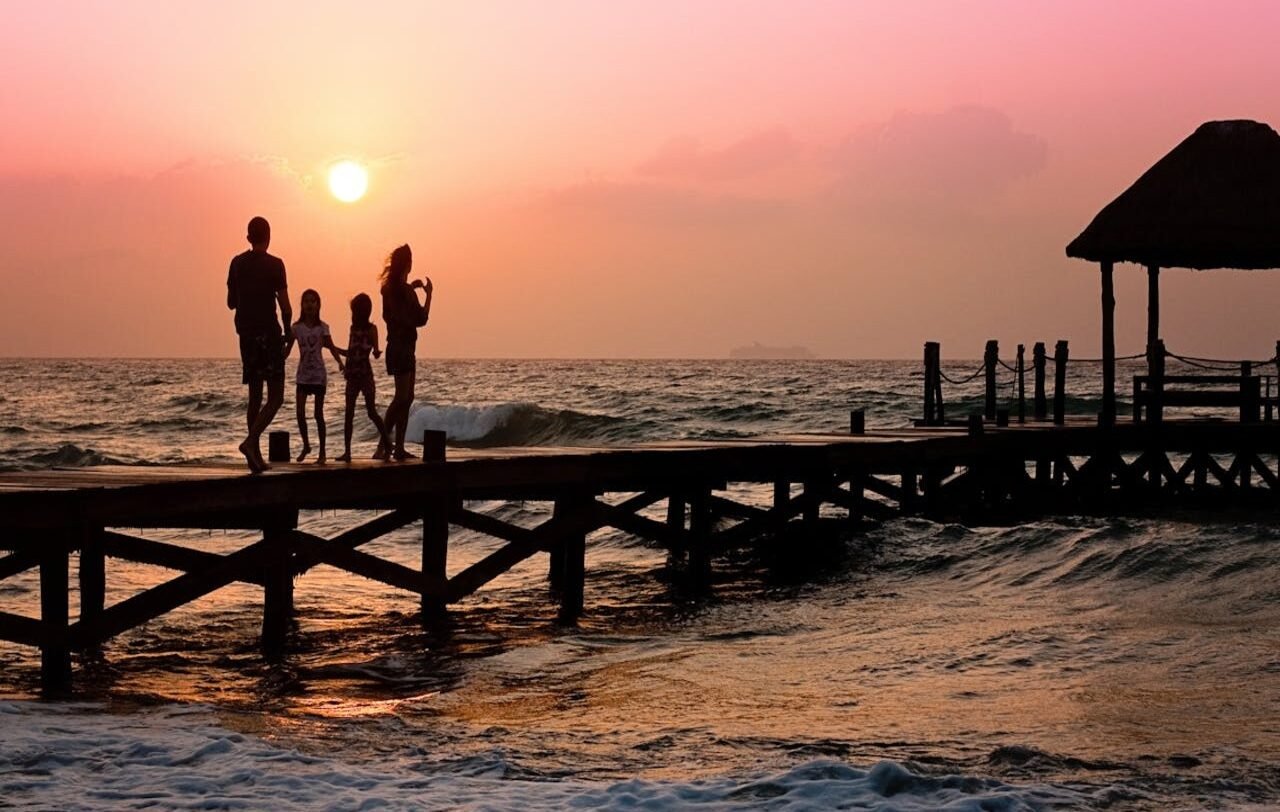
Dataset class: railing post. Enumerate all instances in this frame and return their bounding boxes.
[422,430,449,618]
[1033,342,1047,421]
[923,342,937,425]
[1016,344,1026,423]
[984,340,999,421]
[1053,340,1069,425]
[1149,340,1165,425]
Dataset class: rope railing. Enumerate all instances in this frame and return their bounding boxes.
[938,362,988,386]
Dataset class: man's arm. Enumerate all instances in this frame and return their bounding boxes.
[277,286,293,339]
[226,263,237,310]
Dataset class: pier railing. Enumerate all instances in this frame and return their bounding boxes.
[923,339,1280,427]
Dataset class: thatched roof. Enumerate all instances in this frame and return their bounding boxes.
[1066,120,1280,270]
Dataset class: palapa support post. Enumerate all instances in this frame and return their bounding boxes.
[260,511,298,658]
[1053,340,1069,425]
[984,340,999,421]
[1100,261,1117,426]
[849,409,865,435]
[1033,342,1047,421]
[40,536,71,694]
[267,431,290,463]
[78,525,106,643]
[1016,344,1026,423]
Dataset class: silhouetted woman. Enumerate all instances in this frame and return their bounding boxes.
[379,244,432,460]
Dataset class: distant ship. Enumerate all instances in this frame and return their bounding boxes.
[729,342,815,360]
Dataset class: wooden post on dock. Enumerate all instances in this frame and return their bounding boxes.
[267,431,290,463]
[849,409,865,435]
[923,342,943,425]
[1148,340,1165,425]
[40,537,71,694]
[984,340,999,421]
[422,430,449,618]
[261,511,298,658]
[1033,342,1047,421]
[1242,362,1261,424]
[1053,340,1069,425]
[1016,344,1026,423]
[555,493,589,621]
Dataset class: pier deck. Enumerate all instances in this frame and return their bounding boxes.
[3,418,1279,693]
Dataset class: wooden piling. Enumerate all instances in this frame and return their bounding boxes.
[1101,261,1117,425]
[688,489,713,589]
[1033,342,1047,421]
[555,494,588,621]
[984,340,999,421]
[422,431,449,617]
[78,525,105,642]
[1053,340,1069,425]
[260,513,298,658]
[40,539,71,694]
[923,342,943,425]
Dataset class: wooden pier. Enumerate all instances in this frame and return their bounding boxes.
[4,418,1280,693]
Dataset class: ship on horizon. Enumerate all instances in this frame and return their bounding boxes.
[729,342,815,360]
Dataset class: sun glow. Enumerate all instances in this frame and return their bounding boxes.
[328,160,368,203]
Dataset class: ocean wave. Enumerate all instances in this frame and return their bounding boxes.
[406,401,637,447]
[0,702,1090,811]
[6,444,130,469]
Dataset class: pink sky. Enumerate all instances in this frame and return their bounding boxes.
[2,0,1279,358]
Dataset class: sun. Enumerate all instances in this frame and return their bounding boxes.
[328,160,368,203]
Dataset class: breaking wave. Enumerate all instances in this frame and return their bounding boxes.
[406,402,639,447]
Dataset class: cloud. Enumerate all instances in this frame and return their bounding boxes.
[829,106,1048,203]
[637,128,800,181]
[538,179,788,227]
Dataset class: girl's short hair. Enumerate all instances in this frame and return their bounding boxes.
[350,293,373,326]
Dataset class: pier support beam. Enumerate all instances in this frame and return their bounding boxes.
[688,489,713,590]
[1101,261,1117,425]
[422,430,450,619]
[40,539,71,694]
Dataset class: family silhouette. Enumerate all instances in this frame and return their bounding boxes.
[226,217,433,472]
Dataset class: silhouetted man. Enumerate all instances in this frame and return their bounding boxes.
[227,216,291,472]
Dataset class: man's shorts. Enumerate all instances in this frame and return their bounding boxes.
[385,342,416,377]
[239,332,286,385]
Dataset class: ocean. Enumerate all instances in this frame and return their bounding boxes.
[1,358,1278,810]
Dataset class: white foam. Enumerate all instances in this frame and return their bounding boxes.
[0,702,1087,811]
[405,402,523,443]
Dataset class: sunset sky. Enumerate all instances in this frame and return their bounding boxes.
[3,0,1279,359]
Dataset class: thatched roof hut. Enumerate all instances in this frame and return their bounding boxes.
[1068,120,1280,270]
[1065,119,1280,423]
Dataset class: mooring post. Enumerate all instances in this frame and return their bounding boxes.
[1016,344,1026,423]
[555,491,590,621]
[40,536,71,694]
[849,409,865,435]
[1033,342,1047,421]
[984,340,999,421]
[923,342,940,425]
[260,511,298,658]
[422,430,449,618]
[267,431,290,463]
[1053,340,1069,425]
[78,525,106,641]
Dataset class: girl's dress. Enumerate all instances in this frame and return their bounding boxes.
[293,320,330,394]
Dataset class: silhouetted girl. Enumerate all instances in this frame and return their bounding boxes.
[379,245,432,460]
[286,289,344,463]
[336,293,391,462]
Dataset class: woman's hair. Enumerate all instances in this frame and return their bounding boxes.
[379,244,413,286]
[300,288,321,324]
[350,293,373,326]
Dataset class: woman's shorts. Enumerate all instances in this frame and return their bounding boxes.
[385,342,416,376]
[297,383,326,398]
